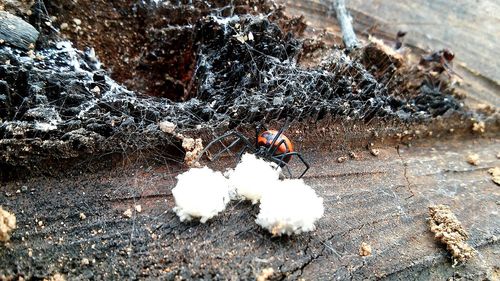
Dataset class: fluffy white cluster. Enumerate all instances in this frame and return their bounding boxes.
[172,167,233,223]
[255,179,324,235]
[226,153,281,204]
[172,153,324,235]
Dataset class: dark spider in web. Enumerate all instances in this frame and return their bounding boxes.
[197,119,310,178]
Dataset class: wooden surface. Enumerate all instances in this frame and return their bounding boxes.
[0,138,498,279]
[0,11,39,50]
[0,1,499,280]
[281,0,500,108]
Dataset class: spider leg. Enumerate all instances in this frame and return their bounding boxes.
[268,139,288,158]
[270,156,293,178]
[197,131,255,163]
[266,118,291,155]
[255,122,267,148]
[273,151,310,179]
[235,144,253,165]
[211,138,244,161]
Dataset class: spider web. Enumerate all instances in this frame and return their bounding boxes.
[0,1,476,278]
[0,0,464,177]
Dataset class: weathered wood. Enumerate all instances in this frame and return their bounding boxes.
[0,138,498,279]
[281,0,500,107]
[0,11,39,50]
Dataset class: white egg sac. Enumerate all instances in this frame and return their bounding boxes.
[172,167,233,223]
[255,179,324,236]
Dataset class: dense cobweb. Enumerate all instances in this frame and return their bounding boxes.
[0,1,463,173]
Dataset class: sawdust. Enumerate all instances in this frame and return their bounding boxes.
[359,242,372,256]
[488,167,500,186]
[466,153,480,165]
[428,205,475,264]
[0,206,16,242]
[256,267,274,281]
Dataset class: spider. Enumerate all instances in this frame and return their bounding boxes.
[197,119,310,178]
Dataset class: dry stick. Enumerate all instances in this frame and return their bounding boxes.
[333,0,359,51]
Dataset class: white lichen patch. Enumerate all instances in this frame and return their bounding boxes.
[227,153,281,204]
[255,179,324,236]
[172,167,232,223]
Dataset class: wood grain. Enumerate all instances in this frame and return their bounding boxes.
[0,11,39,50]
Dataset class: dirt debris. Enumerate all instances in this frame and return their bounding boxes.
[337,156,347,163]
[256,267,275,281]
[135,205,142,213]
[159,120,176,134]
[123,209,132,218]
[79,213,86,220]
[466,153,480,166]
[472,121,485,134]
[359,242,372,256]
[488,167,500,186]
[428,205,476,264]
[370,148,380,156]
[43,273,65,281]
[182,137,203,167]
[0,0,34,16]
[0,206,16,242]
[80,258,90,266]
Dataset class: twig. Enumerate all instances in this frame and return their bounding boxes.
[333,0,359,51]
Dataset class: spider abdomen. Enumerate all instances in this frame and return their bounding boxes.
[257,130,294,162]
